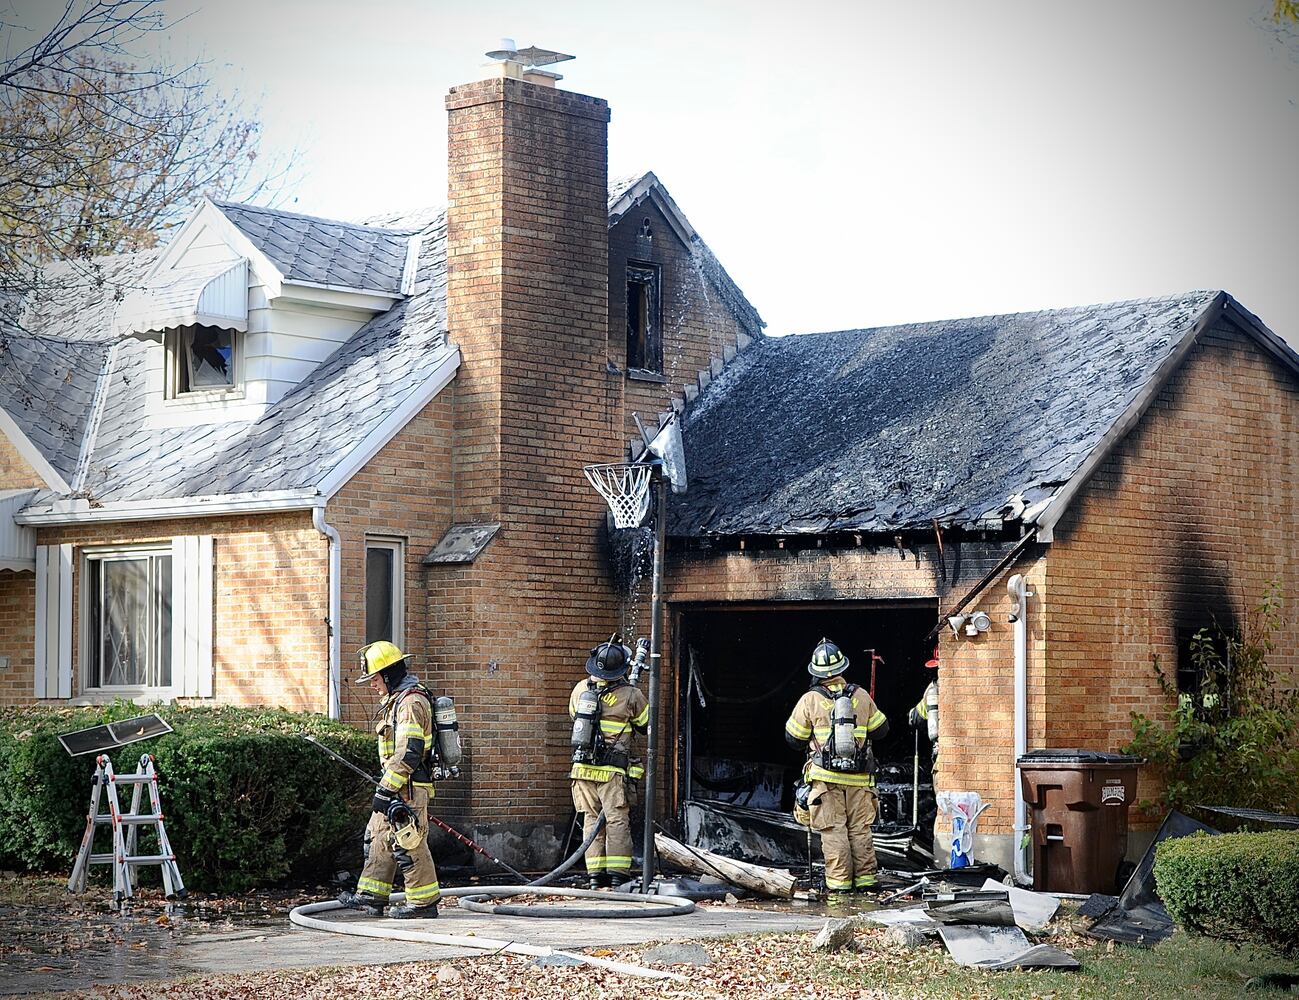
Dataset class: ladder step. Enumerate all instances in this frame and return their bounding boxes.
[94,814,164,824]
[111,775,156,784]
[90,853,116,863]
[124,854,174,864]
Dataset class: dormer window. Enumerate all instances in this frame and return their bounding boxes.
[166,325,239,398]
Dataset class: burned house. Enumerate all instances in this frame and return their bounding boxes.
[664,292,1299,870]
[2,56,1297,868]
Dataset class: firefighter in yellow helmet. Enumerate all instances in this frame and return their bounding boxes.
[786,638,889,894]
[568,638,649,888]
[337,641,441,918]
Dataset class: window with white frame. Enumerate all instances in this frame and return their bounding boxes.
[84,547,173,692]
[165,324,239,398]
[365,537,405,646]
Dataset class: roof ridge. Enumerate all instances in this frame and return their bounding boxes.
[781,290,1224,339]
[210,198,418,235]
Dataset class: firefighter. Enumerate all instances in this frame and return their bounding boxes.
[337,641,441,918]
[568,638,649,889]
[786,638,889,894]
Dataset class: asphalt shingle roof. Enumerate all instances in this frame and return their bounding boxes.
[79,213,449,501]
[212,201,415,295]
[670,291,1229,537]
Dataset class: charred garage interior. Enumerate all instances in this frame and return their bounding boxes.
[674,599,939,849]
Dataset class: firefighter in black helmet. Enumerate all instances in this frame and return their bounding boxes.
[568,638,649,889]
[786,638,889,894]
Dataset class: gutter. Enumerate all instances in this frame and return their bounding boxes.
[313,505,342,720]
[15,489,320,525]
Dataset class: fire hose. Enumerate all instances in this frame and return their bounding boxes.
[300,735,694,920]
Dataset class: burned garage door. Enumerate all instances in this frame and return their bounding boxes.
[675,601,939,855]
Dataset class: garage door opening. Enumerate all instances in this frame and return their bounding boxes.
[675,601,939,856]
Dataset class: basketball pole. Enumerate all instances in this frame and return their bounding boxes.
[641,464,668,893]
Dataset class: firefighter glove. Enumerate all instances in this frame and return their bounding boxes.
[372,788,397,814]
[908,707,921,728]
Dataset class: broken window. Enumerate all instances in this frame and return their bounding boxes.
[365,537,405,646]
[166,324,237,397]
[626,262,662,375]
[1175,625,1224,716]
[86,548,173,692]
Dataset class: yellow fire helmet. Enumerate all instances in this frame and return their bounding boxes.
[355,640,408,684]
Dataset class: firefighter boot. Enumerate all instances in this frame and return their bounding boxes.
[589,872,611,891]
[337,890,385,916]
[388,902,438,919]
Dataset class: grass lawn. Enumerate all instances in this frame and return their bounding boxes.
[27,921,1297,999]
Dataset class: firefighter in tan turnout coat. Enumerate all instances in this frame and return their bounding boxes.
[786,638,890,894]
[338,641,441,918]
[568,638,650,888]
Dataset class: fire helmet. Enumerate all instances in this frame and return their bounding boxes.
[355,640,408,684]
[585,637,634,680]
[808,637,850,678]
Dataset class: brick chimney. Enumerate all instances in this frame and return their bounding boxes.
[436,69,622,828]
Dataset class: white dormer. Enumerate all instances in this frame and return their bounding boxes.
[116,199,412,429]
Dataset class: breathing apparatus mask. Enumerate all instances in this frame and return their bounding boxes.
[386,799,423,852]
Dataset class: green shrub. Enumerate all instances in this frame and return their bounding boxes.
[1125,581,1299,816]
[1154,830,1299,956]
[0,703,374,892]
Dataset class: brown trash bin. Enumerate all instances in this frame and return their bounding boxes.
[1017,749,1142,895]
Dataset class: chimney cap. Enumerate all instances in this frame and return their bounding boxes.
[484,40,575,68]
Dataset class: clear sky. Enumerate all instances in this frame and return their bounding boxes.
[17,0,1299,338]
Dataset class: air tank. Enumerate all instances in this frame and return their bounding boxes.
[434,696,463,766]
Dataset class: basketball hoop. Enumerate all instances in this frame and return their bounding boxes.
[584,462,653,528]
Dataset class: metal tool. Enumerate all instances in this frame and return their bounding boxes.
[301,734,529,882]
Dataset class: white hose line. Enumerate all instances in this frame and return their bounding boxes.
[289,892,689,983]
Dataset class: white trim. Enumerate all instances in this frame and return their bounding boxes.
[607,172,696,246]
[276,280,401,312]
[319,347,462,499]
[400,234,423,297]
[364,535,406,650]
[313,507,341,720]
[72,341,120,492]
[57,543,72,698]
[16,489,321,525]
[0,405,71,492]
[147,200,285,299]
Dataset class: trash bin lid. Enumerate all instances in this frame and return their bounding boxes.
[1017,749,1142,765]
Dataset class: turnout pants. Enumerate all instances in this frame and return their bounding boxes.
[808,781,878,892]
[357,786,440,908]
[571,775,632,878]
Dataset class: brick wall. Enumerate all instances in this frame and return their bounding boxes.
[1046,318,1299,821]
[0,433,45,488]
[436,77,623,824]
[329,395,455,728]
[608,199,757,452]
[0,570,35,704]
[0,512,328,710]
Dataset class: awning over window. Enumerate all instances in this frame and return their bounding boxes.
[0,490,37,572]
[113,259,248,337]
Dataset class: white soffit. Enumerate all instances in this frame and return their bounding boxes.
[113,259,249,337]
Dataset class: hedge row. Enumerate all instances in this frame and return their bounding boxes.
[0,704,375,892]
[1154,829,1299,957]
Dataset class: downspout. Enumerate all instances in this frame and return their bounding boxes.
[1008,572,1034,883]
[313,505,342,720]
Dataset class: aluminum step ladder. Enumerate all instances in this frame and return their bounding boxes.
[68,753,186,902]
